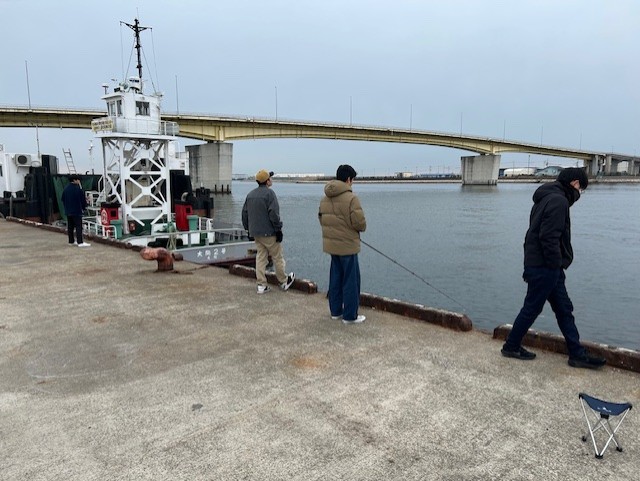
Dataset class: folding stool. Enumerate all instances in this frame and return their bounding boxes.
[579,392,633,459]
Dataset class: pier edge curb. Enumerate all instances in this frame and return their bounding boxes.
[359,293,473,332]
[228,264,472,332]
[6,218,634,367]
[228,264,318,294]
[493,324,640,373]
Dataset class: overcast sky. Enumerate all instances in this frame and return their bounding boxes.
[1,0,639,175]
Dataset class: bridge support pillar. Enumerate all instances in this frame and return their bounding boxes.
[460,154,500,185]
[587,155,601,176]
[187,142,233,194]
[603,154,618,175]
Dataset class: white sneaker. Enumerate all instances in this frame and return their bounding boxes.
[280,272,295,291]
[68,242,77,246]
[342,315,366,325]
[77,242,91,247]
[330,314,343,320]
[257,284,271,294]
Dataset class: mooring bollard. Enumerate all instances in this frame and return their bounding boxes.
[140,247,174,272]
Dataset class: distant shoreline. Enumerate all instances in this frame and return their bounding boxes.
[256,176,640,185]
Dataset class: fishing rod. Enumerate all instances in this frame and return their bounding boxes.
[361,239,467,311]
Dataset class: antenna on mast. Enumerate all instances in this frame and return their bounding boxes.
[121,18,150,83]
[25,60,41,161]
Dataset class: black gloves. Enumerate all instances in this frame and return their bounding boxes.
[275,231,283,243]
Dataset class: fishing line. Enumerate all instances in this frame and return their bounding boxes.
[361,239,467,311]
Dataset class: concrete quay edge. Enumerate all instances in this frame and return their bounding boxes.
[229,265,472,331]
[7,215,639,372]
[494,325,640,373]
[359,292,472,332]
[229,264,318,294]
[7,216,140,251]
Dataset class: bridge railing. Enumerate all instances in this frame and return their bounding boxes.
[91,116,179,136]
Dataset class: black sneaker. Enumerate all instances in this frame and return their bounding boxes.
[280,272,295,291]
[501,346,537,360]
[568,352,606,370]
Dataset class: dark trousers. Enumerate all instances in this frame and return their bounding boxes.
[328,254,361,321]
[67,215,84,244]
[504,266,584,358]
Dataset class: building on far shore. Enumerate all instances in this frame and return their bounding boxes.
[395,172,413,179]
[271,173,324,179]
[534,166,563,177]
[501,167,537,177]
[233,172,325,181]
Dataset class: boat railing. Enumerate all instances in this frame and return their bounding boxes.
[207,228,249,243]
[91,116,179,136]
[151,220,249,250]
[203,218,245,232]
[85,190,102,208]
[172,226,250,247]
[83,218,116,239]
[155,215,246,236]
[83,213,251,247]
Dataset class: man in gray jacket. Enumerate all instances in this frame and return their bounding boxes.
[242,170,295,294]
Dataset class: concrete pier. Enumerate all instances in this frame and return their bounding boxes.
[187,142,233,193]
[461,154,501,185]
[1,220,638,480]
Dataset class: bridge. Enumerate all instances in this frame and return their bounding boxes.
[1,106,638,184]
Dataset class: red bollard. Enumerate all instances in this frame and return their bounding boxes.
[140,247,174,272]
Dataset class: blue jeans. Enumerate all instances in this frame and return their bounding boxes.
[504,266,585,358]
[328,254,361,321]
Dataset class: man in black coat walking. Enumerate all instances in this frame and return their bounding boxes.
[61,175,90,247]
[501,167,606,369]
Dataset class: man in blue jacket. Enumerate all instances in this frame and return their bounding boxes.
[242,170,294,294]
[61,175,90,247]
[501,168,606,369]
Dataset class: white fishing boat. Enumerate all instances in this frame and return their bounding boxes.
[1,18,255,266]
[86,18,256,265]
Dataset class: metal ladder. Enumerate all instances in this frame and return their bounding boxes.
[62,148,77,174]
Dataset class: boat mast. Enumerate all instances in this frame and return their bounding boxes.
[121,18,149,85]
[95,18,176,238]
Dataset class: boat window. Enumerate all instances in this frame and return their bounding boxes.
[0,165,3,177]
[116,100,123,116]
[136,101,150,116]
[107,101,115,116]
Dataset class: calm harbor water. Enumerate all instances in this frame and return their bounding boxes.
[214,181,639,351]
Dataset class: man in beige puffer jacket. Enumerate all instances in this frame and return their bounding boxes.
[318,164,367,324]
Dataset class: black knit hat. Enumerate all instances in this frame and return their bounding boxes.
[557,167,588,190]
